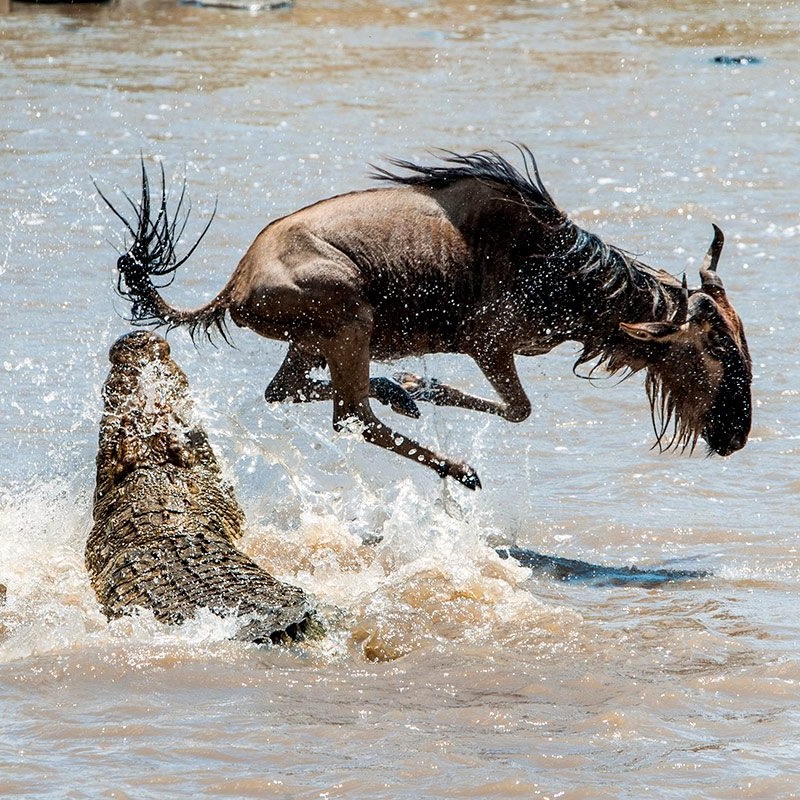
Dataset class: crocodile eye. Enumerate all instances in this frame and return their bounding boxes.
[186,428,206,448]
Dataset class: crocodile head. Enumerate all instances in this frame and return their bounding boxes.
[95,330,218,498]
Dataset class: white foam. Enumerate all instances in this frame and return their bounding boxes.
[0,448,570,665]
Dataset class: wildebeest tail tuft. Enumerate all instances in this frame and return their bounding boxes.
[96,158,232,346]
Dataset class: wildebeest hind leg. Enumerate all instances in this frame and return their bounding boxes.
[265,344,330,404]
[266,344,420,418]
[322,324,481,489]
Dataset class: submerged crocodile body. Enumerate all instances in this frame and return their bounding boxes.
[86,331,320,644]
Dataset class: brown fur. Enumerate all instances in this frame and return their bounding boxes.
[98,150,752,488]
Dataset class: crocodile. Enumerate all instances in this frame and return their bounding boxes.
[86,330,321,644]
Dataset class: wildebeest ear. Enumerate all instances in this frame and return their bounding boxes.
[619,321,685,342]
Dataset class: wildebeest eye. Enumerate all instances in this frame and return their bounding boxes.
[693,295,720,320]
[706,332,729,360]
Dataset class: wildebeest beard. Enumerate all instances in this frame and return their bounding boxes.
[575,335,718,455]
[644,363,711,454]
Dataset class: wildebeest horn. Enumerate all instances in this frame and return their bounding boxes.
[672,274,689,324]
[699,224,725,292]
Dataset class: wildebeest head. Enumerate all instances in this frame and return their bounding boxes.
[618,226,752,456]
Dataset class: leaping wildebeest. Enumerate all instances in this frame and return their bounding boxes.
[97,148,752,489]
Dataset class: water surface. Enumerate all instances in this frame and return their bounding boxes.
[1,0,799,796]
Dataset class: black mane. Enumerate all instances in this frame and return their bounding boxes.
[371,145,565,230]
[373,146,679,337]
[374,147,690,446]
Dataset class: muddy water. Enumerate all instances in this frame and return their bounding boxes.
[1,0,799,796]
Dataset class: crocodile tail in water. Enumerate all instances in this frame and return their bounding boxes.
[497,546,709,588]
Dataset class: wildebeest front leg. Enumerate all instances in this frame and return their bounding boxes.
[395,349,531,422]
[265,344,420,418]
[322,323,481,490]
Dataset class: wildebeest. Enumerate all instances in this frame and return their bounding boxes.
[97,147,752,489]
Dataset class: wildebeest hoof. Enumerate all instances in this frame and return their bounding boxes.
[436,459,481,490]
[458,469,482,490]
[369,376,421,418]
[394,371,442,403]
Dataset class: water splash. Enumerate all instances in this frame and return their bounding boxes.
[0,452,578,666]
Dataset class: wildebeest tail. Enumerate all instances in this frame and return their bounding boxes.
[96,159,233,345]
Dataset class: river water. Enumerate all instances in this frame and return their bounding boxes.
[1,0,799,796]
